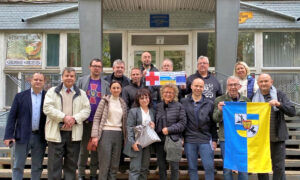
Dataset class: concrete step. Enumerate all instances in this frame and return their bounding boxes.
[0,169,300,180]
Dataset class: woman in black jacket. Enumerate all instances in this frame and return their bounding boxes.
[155,83,187,180]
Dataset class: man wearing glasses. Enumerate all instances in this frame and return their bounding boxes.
[213,76,249,180]
[77,58,110,180]
[185,56,222,101]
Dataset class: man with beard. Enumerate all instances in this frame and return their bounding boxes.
[140,51,159,74]
[140,51,160,108]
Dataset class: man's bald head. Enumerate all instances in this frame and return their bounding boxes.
[192,78,204,86]
[257,73,273,95]
[191,78,204,97]
[258,73,272,81]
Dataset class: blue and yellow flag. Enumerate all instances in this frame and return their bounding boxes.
[223,102,272,173]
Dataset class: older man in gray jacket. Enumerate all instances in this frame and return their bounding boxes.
[77,58,110,180]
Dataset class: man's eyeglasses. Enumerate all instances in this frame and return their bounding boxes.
[91,65,102,68]
[198,62,208,65]
[228,83,240,87]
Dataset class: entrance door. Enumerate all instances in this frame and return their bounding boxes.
[128,45,191,74]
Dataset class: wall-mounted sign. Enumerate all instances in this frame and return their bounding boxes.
[150,14,169,27]
[239,12,253,24]
[6,33,42,67]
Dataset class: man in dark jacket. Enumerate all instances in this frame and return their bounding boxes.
[104,59,130,88]
[140,51,159,74]
[252,73,296,180]
[140,51,160,108]
[4,73,47,180]
[161,58,186,100]
[122,68,145,111]
[185,56,222,101]
[213,76,249,180]
[181,78,218,180]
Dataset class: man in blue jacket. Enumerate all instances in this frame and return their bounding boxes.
[4,73,47,180]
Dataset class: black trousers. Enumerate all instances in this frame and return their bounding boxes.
[155,136,179,180]
[258,141,286,180]
[48,131,81,180]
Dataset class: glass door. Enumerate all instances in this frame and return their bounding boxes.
[128,46,192,74]
[128,46,159,71]
[159,46,191,74]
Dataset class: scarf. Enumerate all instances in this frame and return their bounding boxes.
[252,85,279,111]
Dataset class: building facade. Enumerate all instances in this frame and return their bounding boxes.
[0,1,300,109]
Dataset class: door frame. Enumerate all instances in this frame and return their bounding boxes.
[127,31,193,75]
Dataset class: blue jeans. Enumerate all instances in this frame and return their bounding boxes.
[12,133,46,180]
[184,143,214,180]
[220,141,248,180]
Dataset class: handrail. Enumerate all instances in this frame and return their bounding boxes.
[0,111,9,117]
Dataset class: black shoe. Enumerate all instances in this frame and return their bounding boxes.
[78,176,85,180]
[90,176,97,180]
[119,165,128,173]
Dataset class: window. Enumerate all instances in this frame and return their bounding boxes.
[237,32,254,67]
[263,32,300,67]
[67,33,122,67]
[197,32,255,67]
[47,34,59,66]
[67,33,81,67]
[5,74,18,106]
[23,73,61,91]
[269,73,300,105]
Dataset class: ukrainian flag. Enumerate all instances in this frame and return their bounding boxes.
[223,102,272,173]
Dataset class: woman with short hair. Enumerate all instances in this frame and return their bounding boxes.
[123,88,155,180]
[155,83,187,180]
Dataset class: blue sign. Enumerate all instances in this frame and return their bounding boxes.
[150,14,169,27]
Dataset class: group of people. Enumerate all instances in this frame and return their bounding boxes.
[3,51,295,180]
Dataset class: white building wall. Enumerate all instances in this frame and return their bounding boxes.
[0,33,5,110]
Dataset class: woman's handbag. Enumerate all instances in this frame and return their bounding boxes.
[87,138,97,151]
[164,136,182,162]
[134,124,161,148]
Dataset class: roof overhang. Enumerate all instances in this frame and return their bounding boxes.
[20,0,300,23]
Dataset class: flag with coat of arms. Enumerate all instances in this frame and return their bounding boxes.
[223,102,272,173]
